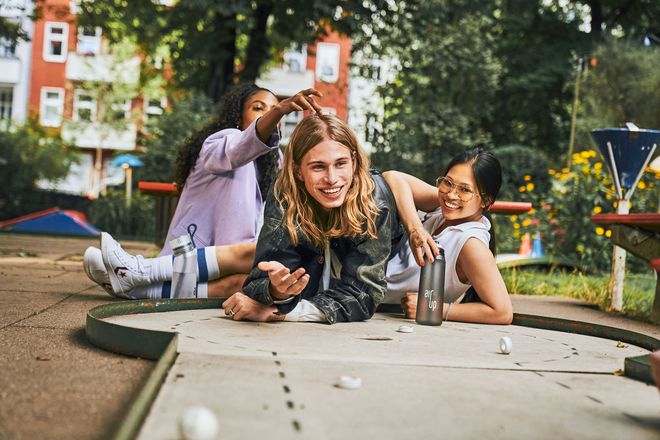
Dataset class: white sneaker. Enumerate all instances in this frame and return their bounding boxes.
[101,232,151,298]
[83,246,124,298]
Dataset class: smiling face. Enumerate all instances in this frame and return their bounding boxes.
[240,90,279,129]
[296,139,354,211]
[438,162,485,224]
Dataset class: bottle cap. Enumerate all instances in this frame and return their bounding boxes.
[170,234,194,254]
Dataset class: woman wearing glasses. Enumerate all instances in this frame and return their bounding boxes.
[382,147,513,324]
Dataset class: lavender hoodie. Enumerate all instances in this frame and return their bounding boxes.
[160,119,281,256]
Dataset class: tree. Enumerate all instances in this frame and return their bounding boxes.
[577,38,660,146]
[62,38,142,197]
[361,1,501,182]
[76,0,394,102]
[0,121,76,219]
[140,92,215,183]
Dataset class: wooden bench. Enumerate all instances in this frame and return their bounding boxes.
[591,213,660,323]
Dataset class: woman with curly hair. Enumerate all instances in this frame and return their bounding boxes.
[83,85,322,299]
[163,84,322,253]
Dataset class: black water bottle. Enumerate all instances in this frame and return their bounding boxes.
[415,248,445,326]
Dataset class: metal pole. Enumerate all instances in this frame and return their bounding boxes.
[124,165,132,208]
[610,199,629,311]
[567,57,583,168]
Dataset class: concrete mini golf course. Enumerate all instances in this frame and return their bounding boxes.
[87,302,659,440]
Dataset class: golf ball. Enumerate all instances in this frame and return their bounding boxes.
[179,405,219,440]
[397,325,414,333]
[499,336,512,354]
[337,375,362,390]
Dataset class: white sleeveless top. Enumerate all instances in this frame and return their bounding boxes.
[384,209,491,304]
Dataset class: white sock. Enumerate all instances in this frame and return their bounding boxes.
[204,247,221,281]
[130,283,164,299]
[147,255,173,283]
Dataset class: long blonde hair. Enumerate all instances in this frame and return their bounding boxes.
[274,114,379,249]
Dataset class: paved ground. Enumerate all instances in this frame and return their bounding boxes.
[0,232,658,439]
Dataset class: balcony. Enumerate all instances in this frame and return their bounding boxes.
[65,52,140,83]
[61,121,137,150]
[257,67,314,97]
[0,57,20,84]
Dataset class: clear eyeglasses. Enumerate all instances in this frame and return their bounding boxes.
[435,176,480,202]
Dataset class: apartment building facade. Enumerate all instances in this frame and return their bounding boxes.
[0,0,34,127]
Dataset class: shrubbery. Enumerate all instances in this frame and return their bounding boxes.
[494,149,658,272]
[89,189,154,240]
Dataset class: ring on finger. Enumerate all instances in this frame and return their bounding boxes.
[228,308,235,317]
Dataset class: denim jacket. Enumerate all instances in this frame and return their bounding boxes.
[242,173,405,323]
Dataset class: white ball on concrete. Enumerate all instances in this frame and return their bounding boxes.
[179,405,219,440]
[337,375,362,390]
[499,336,513,354]
[397,325,414,333]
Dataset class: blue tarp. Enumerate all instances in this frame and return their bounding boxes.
[0,209,100,236]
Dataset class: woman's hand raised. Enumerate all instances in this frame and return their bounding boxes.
[276,88,323,115]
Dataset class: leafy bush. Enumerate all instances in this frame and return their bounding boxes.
[494,149,658,272]
[0,121,76,219]
[140,91,214,183]
[89,189,154,240]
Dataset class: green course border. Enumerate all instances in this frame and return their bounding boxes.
[86,300,659,440]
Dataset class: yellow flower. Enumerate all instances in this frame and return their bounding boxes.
[580,151,590,158]
[605,193,612,200]
[593,206,602,214]
[513,223,520,229]
[594,162,602,170]
[528,208,536,215]
[613,201,618,208]
[561,168,569,173]
[581,165,589,174]
[523,175,531,181]
[526,183,535,191]
[518,186,526,192]
[595,227,604,235]
[509,215,518,221]
[605,230,612,238]
[548,169,556,175]
[638,181,646,189]
[522,219,532,227]
[514,230,521,238]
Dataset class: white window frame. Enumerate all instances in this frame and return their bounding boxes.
[0,87,13,121]
[0,37,15,58]
[284,44,307,73]
[111,99,132,120]
[43,22,69,63]
[316,42,340,83]
[144,96,167,120]
[76,26,102,56]
[73,89,97,122]
[280,110,302,145]
[40,87,65,127]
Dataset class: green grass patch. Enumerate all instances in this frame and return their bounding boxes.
[502,267,656,322]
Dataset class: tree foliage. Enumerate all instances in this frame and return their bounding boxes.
[139,91,215,183]
[577,38,660,146]
[77,0,395,102]
[363,1,501,182]
[0,122,76,219]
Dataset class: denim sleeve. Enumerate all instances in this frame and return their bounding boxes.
[241,196,306,309]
